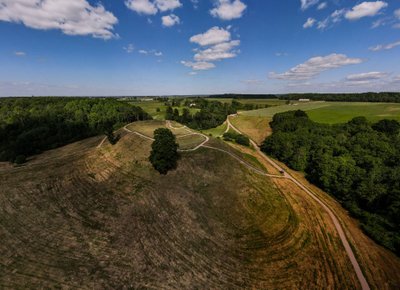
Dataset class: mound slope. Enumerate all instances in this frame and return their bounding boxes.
[0,126,398,288]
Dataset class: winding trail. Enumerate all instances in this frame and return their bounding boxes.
[108,119,370,289]
[227,114,370,290]
[118,122,283,178]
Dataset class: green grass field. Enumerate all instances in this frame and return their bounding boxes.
[129,100,199,120]
[242,101,400,124]
[307,102,400,124]
[201,122,228,137]
[208,98,286,107]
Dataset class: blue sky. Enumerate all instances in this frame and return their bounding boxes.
[0,0,400,96]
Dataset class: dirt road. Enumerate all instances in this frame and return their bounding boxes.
[227,114,370,290]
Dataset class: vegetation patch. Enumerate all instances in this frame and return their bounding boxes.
[223,131,250,147]
[262,110,400,255]
[0,97,151,163]
[149,128,179,175]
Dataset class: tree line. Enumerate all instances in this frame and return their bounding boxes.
[165,98,237,130]
[261,110,400,255]
[206,92,400,103]
[0,97,151,163]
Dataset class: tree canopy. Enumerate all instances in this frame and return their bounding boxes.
[0,97,151,163]
[149,128,179,175]
[261,110,400,255]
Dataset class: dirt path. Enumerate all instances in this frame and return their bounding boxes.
[117,121,284,178]
[227,114,370,290]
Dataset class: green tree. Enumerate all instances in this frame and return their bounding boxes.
[165,106,173,120]
[173,108,180,121]
[149,128,179,175]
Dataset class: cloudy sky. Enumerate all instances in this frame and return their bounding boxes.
[0,0,400,96]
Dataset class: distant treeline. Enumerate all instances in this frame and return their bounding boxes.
[166,98,237,130]
[208,94,278,99]
[207,92,400,103]
[262,111,400,255]
[280,92,400,103]
[0,97,151,163]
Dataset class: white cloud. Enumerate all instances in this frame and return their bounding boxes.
[369,40,400,51]
[125,0,181,15]
[300,0,319,11]
[0,0,118,39]
[139,49,163,56]
[183,26,240,72]
[242,79,263,85]
[395,9,400,19]
[276,52,288,57]
[14,51,26,57]
[194,40,240,61]
[303,18,316,28]
[210,0,247,20]
[190,26,231,46]
[190,0,199,9]
[125,0,157,14]
[123,44,135,53]
[393,23,400,29]
[317,2,327,10]
[269,53,364,80]
[345,1,388,20]
[161,14,180,27]
[181,61,215,70]
[316,9,345,30]
[155,0,182,12]
[346,71,388,81]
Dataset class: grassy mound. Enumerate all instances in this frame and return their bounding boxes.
[1,123,399,288]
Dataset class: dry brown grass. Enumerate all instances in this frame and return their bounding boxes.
[230,114,272,145]
[1,122,399,289]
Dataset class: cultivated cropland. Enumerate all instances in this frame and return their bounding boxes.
[1,96,400,289]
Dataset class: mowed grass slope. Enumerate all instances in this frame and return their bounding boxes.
[0,121,381,289]
[242,101,400,124]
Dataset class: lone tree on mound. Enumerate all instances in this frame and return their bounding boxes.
[149,128,179,175]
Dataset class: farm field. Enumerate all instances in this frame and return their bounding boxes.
[208,98,286,107]
[242,101,400,124]
[1,121,399,288]
[128,100,199,120]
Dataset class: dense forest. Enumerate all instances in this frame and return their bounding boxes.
[165,98,237,130]
[0,97,151,163]
[261,110,400,255]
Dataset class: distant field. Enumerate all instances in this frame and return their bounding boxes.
[242,101,400,124]
[128,100,200,120]
[208,98,286,107]
[307,102,400,123]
